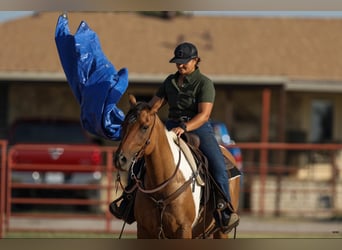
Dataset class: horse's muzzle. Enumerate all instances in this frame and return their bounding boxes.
[114,150,127,170]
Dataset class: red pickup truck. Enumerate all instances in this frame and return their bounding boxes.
[8,118,103,212]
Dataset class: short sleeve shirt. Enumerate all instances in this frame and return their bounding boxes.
[156,68,215,119]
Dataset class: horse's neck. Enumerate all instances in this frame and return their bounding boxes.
[144,127,180,189]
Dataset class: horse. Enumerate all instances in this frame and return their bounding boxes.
[114,94,241,239]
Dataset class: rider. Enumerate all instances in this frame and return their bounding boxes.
[110,42,239,233]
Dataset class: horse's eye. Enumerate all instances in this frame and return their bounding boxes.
[141,125,149,131]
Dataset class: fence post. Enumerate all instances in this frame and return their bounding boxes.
[259,88,271,216]
[0,140,8,238]
[105,147,115,233]
[331,150,338,217]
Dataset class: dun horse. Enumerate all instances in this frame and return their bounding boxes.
[114,94,241,239]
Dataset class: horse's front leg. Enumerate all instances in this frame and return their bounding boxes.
[137,224,155,239]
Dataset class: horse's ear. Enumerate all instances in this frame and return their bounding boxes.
[128,94,137,107]
[151,97,164,114]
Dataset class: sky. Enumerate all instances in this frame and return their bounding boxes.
[2,11,342,23]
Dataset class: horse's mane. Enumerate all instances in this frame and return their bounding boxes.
[124,101,151,125]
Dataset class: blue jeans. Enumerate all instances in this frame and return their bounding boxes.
[165,120,231,202]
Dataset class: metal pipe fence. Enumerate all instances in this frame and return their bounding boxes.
[4,145,124,235]
[1,142,342,237]
[233,143,342,217]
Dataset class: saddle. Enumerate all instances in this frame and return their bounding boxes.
[179,133,242,236]
[177,133,240,206]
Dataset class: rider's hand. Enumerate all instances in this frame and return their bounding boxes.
[172,127,185,137]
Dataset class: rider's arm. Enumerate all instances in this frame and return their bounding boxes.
[184,102,213,132]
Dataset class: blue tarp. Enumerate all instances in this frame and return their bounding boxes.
[55,14,128,141]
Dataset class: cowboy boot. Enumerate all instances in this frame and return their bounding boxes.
[214,199,240,234]
[109,158,145,224]
[109,191,136,224]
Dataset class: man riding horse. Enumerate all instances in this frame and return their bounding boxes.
[111,42,240,235]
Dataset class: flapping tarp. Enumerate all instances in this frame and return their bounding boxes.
[55,13,128,141]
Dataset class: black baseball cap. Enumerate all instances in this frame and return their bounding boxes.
[169,42,198,64]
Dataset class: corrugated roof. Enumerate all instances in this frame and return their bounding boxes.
[1,11,342,81]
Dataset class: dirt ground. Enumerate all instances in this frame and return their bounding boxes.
[5,214,342,238]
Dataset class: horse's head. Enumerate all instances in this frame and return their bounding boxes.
[114,94,163,171]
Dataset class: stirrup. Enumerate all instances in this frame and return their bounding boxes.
[214,199,240,234]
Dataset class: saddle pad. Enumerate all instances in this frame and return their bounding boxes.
[172,133,205,186]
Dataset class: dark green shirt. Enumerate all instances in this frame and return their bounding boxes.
[156,68,215,119]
